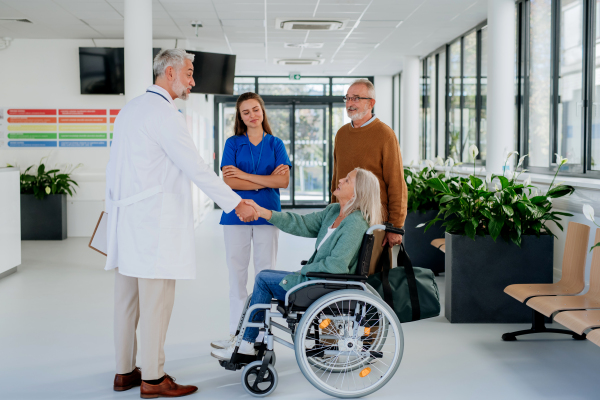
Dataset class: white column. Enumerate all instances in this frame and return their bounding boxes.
[486,0,516,174]
[401,56,420,165]
[373,75,393,128]
[124,0,153,102]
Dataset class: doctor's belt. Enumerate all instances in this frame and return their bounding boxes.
[110,185,163,207]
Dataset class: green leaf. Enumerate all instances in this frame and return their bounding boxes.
[497,176,509,189]
[439,195,455,204]
[502,205,514,217]
[547,185,575,198]
[471,217,478,228]
[591,242,600,252]
[480,209,493,220]
[530,196,547,204]
[489,215,505,241]
[469,176,483,190]
[37,164,45,176]
[426,177,450,194]
[465,222,476,239]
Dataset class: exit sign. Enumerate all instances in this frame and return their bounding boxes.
[289,73,301,80]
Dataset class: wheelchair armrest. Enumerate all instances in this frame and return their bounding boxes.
[385,224,405,236]
[305,272,368,281]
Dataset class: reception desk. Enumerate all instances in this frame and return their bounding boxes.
[0,167,21,279]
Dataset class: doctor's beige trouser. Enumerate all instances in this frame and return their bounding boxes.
[224,225,279,335]
[114,268,176,380]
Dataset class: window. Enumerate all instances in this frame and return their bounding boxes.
[233,77,255,95]
[419,51,444,160]
[448,40,462,161]
[517,0,600,177]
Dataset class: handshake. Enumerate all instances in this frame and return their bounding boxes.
[234,199,271,223]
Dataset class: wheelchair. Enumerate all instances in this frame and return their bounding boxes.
[217,224,405,398]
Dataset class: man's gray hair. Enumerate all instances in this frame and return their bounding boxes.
[153,49,195,77]
[350,78,376,100]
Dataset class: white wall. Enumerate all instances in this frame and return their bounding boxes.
[374,75,393,129]
[0,39,215,237]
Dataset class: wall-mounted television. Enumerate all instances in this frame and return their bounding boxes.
[79,47,161,95]
[187,50,236,95]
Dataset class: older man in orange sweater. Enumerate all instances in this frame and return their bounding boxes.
[331,78,408,246]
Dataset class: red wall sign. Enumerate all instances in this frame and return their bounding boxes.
[59,109,107,116]
[7,109,57,115]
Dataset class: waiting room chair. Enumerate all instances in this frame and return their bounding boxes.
[502,222,590,341]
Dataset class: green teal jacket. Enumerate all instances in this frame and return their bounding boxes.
[268,203,369,291]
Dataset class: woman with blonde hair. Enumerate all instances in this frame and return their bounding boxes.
[211,168,382,360]
[211,92,291,350]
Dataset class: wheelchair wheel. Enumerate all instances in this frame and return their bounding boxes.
[294,290,403,398]
[241,360,278,397]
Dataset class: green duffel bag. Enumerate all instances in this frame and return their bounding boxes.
[367,243,440,323]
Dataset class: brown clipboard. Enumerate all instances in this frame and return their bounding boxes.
[89,211,108,256]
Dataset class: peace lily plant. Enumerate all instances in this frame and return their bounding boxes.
[422,148,575,246]
[404,156,461,213]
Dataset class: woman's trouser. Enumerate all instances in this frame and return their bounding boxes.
[223,224,279,335]
[114,268,176,380]
[243,270,289,343]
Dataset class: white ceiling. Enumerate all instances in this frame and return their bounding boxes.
[0,0,488,75]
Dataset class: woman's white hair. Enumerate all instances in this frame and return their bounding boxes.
[153,49,195,78]
[343,168,383,227]
[350,78,376,100]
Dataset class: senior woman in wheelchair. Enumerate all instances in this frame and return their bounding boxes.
[211,167,382,360]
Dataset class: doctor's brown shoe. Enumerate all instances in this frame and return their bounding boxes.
[140,374,198,398]
[113,367,142,391]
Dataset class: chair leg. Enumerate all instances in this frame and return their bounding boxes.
[502,310,587,341]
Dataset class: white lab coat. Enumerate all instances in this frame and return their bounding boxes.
[105,85,241,279]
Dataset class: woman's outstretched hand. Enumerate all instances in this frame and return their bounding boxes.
[271,164,288,176]
[242,199,272,221]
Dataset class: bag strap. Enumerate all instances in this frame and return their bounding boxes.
[397,243,421,321]
[379,245,395,310]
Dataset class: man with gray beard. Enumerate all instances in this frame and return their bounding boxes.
[330,79,407,246]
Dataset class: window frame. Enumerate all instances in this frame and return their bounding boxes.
[518,0,600,178]
[420,20,488,163]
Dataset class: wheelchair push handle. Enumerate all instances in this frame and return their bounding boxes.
[366,223,405,236]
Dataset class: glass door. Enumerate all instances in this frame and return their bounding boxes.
[293,105,329,205]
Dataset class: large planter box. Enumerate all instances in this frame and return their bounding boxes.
[445,232,553,323]
[21,194,67,240]
[404,210,445,274]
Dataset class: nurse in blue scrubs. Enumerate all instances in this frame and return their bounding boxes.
[211,92,291,350]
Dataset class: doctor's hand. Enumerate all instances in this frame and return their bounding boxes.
[234,201,259,223]
[271,164,288,175]
[243,199,273,221]
[223,166,248,180]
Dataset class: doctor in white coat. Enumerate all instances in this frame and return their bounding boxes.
[105,49,258,398]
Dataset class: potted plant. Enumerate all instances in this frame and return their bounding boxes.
[14,159,80,240]
[425,147,574,323]
[404,157,457,275]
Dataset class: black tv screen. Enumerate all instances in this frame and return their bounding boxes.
[79,47,161,95]
[187,51,236,95]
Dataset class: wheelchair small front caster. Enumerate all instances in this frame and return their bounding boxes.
[572,333,586,340]
[242,360,278,397]
[502,333,517,341]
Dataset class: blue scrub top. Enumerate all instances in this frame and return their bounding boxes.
[220,134,291,225]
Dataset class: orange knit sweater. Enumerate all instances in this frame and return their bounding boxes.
[331,118,408,228]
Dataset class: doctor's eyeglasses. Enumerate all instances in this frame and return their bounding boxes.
[342,96,373,103]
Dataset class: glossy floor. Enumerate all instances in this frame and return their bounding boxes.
[1,210,599,400]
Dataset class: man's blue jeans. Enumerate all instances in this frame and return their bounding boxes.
[242,270,289,343]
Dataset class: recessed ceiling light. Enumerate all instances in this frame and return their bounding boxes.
[275,58,325,65]
[284,43,324,49]
[276,18,348,31]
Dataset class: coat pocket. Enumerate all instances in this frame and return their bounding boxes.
[160,193,191,229]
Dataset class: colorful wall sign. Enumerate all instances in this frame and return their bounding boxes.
[0,108,121,148]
